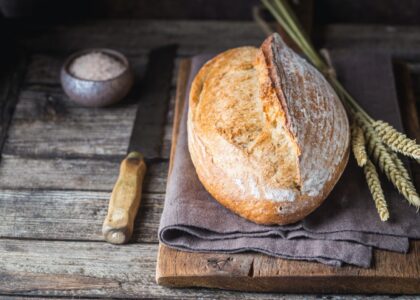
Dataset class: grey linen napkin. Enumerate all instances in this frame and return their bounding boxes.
[159,51,420,267]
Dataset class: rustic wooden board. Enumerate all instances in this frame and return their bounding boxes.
[156,58,420,294]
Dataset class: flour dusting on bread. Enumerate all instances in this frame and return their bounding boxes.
[261,34,349,198]
[188,33,349,225]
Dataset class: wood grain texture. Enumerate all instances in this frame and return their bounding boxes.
[0,239,367,299]
[0,154,168,193]
[0,189,163,242]
[3,86,175,159]
[3,87,137,157]
[157,243,420,293]
[0,240,181,298]
[156,59,420,294]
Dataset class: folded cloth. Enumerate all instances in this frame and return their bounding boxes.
[159,50,420,267]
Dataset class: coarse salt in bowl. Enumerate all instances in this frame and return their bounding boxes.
[61,48,134,107]
[69,51,126,81]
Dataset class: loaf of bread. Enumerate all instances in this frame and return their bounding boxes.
[188,33,350,225]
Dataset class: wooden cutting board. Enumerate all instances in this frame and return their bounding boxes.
[156,59,420,294]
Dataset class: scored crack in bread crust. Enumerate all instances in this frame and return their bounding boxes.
[188,33,350,225]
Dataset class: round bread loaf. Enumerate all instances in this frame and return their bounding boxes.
[188,33,350,225]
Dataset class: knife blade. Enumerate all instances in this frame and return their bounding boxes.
[102,44,177,244]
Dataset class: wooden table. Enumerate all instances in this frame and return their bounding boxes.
[0,19,419,299]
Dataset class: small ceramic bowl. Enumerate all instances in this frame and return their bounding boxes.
[61,48,134,107]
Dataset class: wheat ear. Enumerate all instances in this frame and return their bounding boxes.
[388,151,419,203]
[351,124,368,167]
[356,115,420,208]
[373,120,420,160]
[363,159,389,221]
[389,152,412,182]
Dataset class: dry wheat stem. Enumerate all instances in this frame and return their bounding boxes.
[363,159,389,221]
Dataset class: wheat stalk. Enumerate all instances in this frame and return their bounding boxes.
[261,0,420,219]
[363,159,389,221]
[356,115,420,208]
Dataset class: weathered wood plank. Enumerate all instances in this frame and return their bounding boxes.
[3,88,136,157]
[0,240,158,298]
[157,242,420,294]
[14,20,265,56]
[0,239,336,299]
[0,189,163,242]
[0,155,168,193]
[3,85,175,159]
[1,239,412,299]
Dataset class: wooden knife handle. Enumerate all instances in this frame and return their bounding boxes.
[102,151,147,244]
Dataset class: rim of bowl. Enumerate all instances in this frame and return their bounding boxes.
[62,48,131,83]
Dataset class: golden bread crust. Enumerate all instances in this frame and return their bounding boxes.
[188,34,350,225]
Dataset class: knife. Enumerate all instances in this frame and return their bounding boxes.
[102,45,177,244]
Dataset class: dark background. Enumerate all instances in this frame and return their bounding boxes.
[1,0,420,25]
